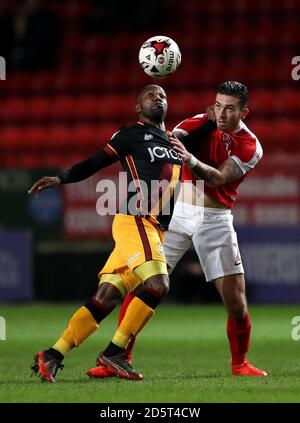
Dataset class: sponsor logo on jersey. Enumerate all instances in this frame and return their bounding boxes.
[144,133,153,141]
[157,242,164,256]
[148,146,181,163]
[222,133,232,157]
[127,252,141,265]
[233,242,241,266]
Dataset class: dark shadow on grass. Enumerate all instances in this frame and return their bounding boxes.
[0,376,130,385]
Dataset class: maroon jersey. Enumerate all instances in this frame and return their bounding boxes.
[104,121,182,226]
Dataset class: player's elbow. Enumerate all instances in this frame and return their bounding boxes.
[208,174,225,187]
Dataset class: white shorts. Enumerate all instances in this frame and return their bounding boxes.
[164,201,244,282]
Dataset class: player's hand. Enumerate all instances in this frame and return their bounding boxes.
[171,138,192,163]
[206,105,216,122]
[28,176,61,195]
[167,131,180,142]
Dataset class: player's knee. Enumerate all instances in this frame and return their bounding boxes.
[93,283,123,313]
[144,274,170,297]
[160,276,170,296]
[228,300,247,319]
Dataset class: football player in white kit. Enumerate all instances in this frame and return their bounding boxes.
[88,81,268,378]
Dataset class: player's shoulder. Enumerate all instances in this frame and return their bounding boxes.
[179,113,208,125]
[173,113,209,135]
[236,121,257,141]
[234,121,263,158]
[110,124,138,141]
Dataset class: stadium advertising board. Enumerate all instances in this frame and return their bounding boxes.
[0,230,33,301]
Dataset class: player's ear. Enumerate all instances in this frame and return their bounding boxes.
[241,107,249,120]
[135,103,141,113]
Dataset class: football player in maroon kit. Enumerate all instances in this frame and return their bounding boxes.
[89,81,267,379]
[29,85,183,382]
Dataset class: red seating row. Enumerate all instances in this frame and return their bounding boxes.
[0,119,299,154]
[2,44,295,95]
[174,0,299,14]
[1,57,293,96]
[1,89,299,124]
[1,153,87,169]
[58,24,299,63]
[0,95,135,123]
[0,124,118,153]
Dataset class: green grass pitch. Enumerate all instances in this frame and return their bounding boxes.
[0,303,300,403]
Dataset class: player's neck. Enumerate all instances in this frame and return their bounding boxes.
[224,120,243,134]
[141,118,166,131]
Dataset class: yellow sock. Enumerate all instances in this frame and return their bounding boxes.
[112,297,154,348]
[53,306,99,356]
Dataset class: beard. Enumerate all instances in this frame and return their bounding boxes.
[142,105,167,123]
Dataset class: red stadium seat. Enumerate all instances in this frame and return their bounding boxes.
[78,69,105,93]
[71,124,97,149]
[248,120,271,148]
[23,126,46,150]
[168,92,205,117]
[273,119,299,149]
[30,72,55,95]
[0,126,23,152]
[63,0,92,20]
[46,125,72,149]
[60,34,85,57]
[28,97,51,123]
[97,94,134,119]
[4,73,32,96]
[75,96,100,121]
[62,153,91,168]
[52,72,81,94]
[1,155,21,168]
[250,90,274,115]
[250,119,299,152]
[83,36,107,57]
[96,123,119,146]
[0,98,28,123]
[273,90,300,115]
[17,154,42,169]
[50,96,76,121]
[43,153,68,169]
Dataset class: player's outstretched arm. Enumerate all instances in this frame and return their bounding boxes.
[171,138,243,187]
[173,108,216,151]
[28,176,60,194]
[28,148,118,195]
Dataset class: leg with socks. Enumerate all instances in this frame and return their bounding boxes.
[228,313,267,376]
[92,292,137,378]
[118,292,137,363]
[227,312,251,366]
[88,287,162,380]
[53,298,110,357]
[31,298,110,383]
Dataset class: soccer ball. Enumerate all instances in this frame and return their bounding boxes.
[138,35,181,78]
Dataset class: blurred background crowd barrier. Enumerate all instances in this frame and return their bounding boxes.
[0,0,299,303]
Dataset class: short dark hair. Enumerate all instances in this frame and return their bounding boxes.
[217,81,248,109]
[136,84,165,104]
